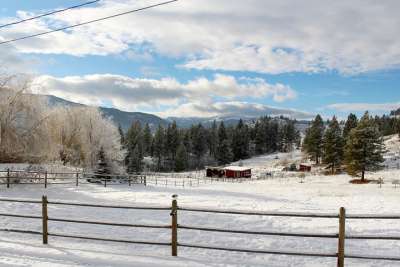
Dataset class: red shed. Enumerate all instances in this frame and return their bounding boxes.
[299,164,311,172]
[223,166,252,178]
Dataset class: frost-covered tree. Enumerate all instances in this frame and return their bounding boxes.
[344,112,385,181]
[0,75,51,162]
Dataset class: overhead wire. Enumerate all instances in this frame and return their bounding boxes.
[0,0,178,45]
[0,0,101,29]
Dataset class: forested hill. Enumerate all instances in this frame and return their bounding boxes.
[45,95,169,131]
[45,94,310,131]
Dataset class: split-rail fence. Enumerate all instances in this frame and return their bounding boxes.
[0,196,400,266]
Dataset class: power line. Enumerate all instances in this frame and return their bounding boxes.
[0,0,178,46]
[0,0,101,29]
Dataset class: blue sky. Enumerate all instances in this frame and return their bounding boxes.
[1,0,400,119]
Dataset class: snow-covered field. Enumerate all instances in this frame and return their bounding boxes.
[1,137,400,267]
[1,169,400,266]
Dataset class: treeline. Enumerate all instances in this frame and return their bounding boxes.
[123,117,301,173]
[303,112,392,181]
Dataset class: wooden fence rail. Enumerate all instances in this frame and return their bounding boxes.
[0,169,262,189]
[0,196,400,266]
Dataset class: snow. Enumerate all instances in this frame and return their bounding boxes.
[223,166,251,171]
[1,148,400,266]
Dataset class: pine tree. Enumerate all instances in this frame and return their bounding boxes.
[208,120,218,158]
[153,125,165,171]
[254,121,265,154]
[232,119,250,161]
[344,112,385,181]
[303,114,325,164]
[142,123,152,157]
[175,142,188,172]
[343,113,358,139]
[127,145,143,174]
[191,123,206,167]
[216,122,232,164]
[125,121,143,173]
[281,120,297,152]
[166,121,179,162]
[265,119,279,152]
[322,116,344,174]
[93,146,111,180]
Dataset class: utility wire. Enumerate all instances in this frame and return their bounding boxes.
[0,0,178,45]
[0,0,101,29]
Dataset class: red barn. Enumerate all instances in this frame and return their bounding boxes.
[223,166,252,178]
[299,164,311,172]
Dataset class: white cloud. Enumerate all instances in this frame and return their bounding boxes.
[327,102,400,112]
[32,73,296,113]
[158,101,313,119]
[1,0,400,74]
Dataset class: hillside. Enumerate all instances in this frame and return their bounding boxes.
[45,95,310,131]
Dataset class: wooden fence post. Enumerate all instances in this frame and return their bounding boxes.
[44,172,47,188]
[144,176,147,186]
[6,168,10,188]
[42,195,48,244]
[337,207,346,267]
[76,173,79,187]
[129,176,131,186]
[171,195,178,256]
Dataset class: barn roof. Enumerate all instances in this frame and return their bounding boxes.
[223,166,251,171]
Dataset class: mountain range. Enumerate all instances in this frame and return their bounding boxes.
[45,95,311,131]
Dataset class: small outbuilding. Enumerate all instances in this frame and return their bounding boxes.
[206,167,225,178]
[223,166,252,178]
[299,164,312,172]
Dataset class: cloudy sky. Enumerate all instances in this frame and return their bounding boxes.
[0,0,399,119]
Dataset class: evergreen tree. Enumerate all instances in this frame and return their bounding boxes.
[265,119,279,152]
[343,113,358,139]
[280,120,297,152]
[232,119,250,161]
[191,123,207,167]
[254,121,265,154]
[166,121,179,162]
[175,142,188,172]
[153,125,165,171]
[142,123,152,156]
[344,112,385,181]
[208,120,218,158]
[93,146,111,180]
[216,122,232,164]
[127,145,143,173]
[322,116,344,174]
[125,121,143,173]
[303,114,325,164]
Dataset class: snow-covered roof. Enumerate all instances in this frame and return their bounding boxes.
[223,166,251,171]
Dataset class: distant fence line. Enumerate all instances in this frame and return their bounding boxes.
[0,169,270,189]
[0,196,400,266]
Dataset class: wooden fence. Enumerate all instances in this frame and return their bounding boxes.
[0,169,148,188]
[0,196,400,266]
[0,169,260,189]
